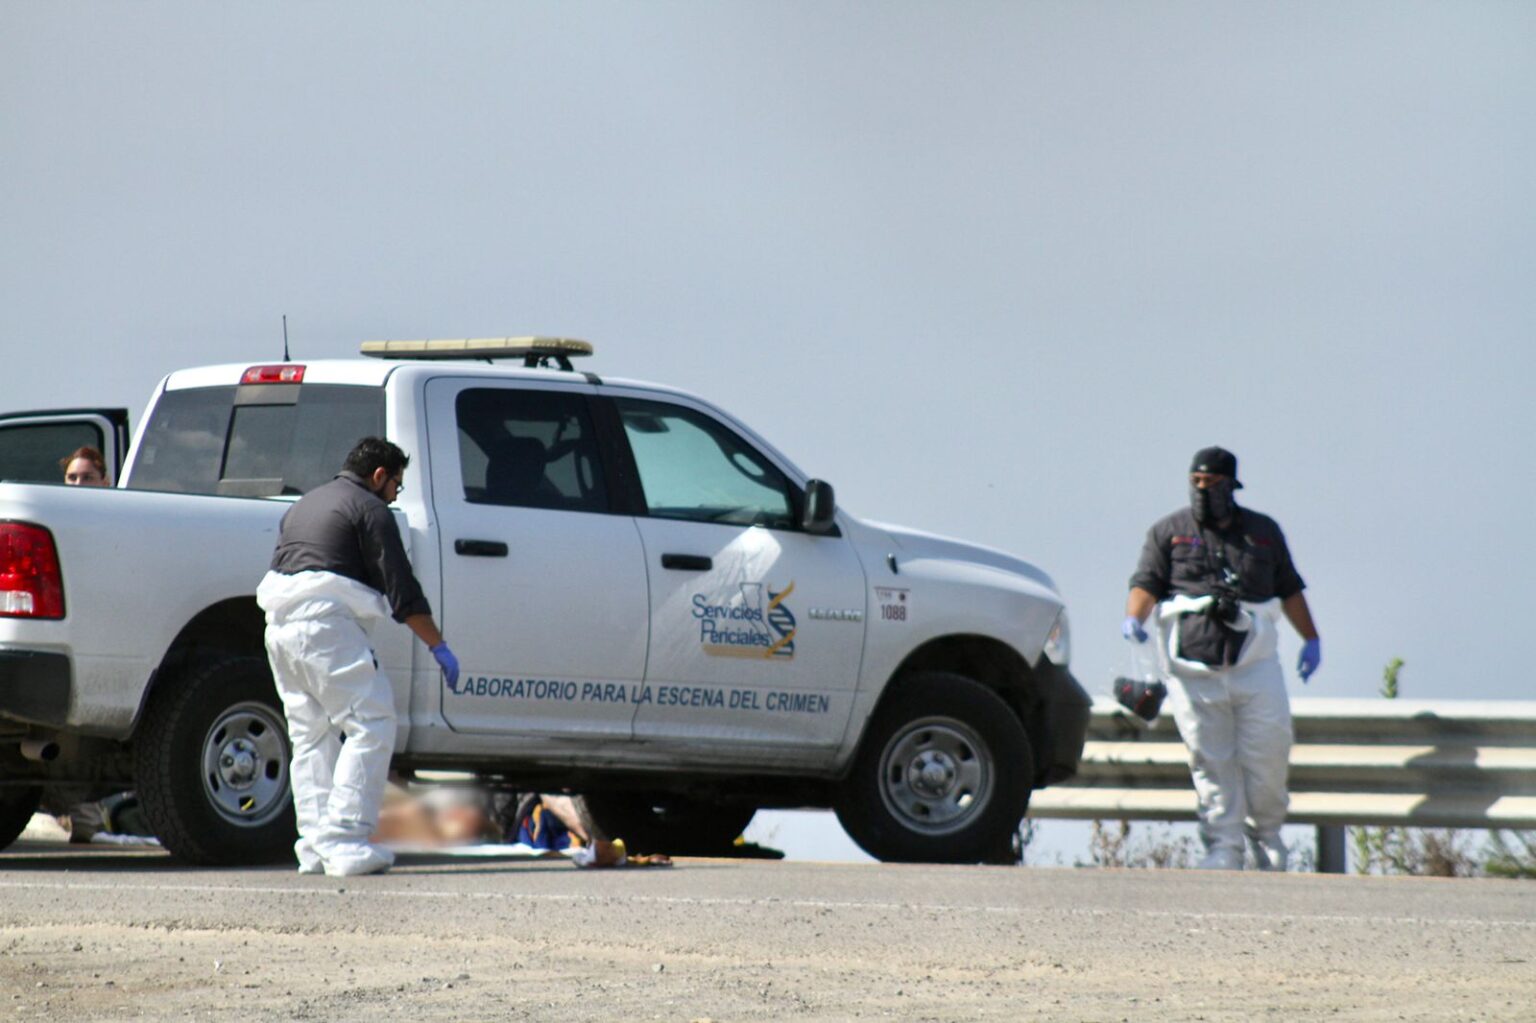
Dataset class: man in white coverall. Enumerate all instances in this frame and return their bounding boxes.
[257,437,459,876]
[1123,447,1321,871]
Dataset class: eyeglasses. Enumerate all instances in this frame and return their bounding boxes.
[392,476,405,494]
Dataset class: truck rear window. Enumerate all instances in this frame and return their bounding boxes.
[127,385,385,496]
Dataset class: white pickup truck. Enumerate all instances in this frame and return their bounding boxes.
[0,339,1088,865]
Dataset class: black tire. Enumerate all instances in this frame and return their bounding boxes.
[0,786,43,851]
[578,792,756,857]
[133,656,296,865]
[834,671,1033,864]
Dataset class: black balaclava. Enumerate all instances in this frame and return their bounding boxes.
[1190,479,1236,526]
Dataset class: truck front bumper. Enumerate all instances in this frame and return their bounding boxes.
[0,649,71,728]
[1033,662,1091,786]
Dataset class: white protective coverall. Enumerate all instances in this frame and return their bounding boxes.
[1156,595,1291,870]
[257,569,397,876]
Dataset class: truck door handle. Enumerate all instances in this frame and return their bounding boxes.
[661,553,712,571]
[454,539,509,557]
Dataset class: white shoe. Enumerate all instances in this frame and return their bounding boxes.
[1250,836,1289,872]
[321,843,395,877]
[1196,846,1244,871]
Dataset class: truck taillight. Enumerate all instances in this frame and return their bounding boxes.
[240,364,306,384]
[0,523,65,619]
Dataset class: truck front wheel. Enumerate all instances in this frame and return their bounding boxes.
[835,671,1033,864]
[133,656,296,865]
[0,786,42,851]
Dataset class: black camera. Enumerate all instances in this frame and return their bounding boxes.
[1209,567,1243,624]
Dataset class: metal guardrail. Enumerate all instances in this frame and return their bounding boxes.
[1028,698,1536,871]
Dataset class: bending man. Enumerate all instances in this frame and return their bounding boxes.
[1123,446,1320,871]
[257,437,459,876]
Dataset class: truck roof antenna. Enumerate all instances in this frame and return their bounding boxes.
[282,315,291,362]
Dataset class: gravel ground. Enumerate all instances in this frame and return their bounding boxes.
[1,842,1533,1021]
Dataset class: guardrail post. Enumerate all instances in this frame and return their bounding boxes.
[1316,825,1347,874]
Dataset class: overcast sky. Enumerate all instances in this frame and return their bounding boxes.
[4,3,1533,857]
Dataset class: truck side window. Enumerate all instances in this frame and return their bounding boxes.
[615,398,794,529]
[455,388,607,513]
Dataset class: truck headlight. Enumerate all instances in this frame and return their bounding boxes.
[1043,609,1070,666]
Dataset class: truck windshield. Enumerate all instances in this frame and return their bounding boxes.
[127,385,385,496]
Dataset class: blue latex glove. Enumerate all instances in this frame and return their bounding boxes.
[1121,615,1149,644]
[1297,638,1321,682]
[431,642,460,692]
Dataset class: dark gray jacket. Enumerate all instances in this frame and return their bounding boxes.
[1130,505,1305,668]
[269,471,431,622]
[1130,506,1305,603]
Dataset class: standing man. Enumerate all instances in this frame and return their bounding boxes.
[1123,446,1321,871]
[257,437,459,876]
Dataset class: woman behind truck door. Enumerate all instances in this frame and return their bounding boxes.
[60,446,110,487]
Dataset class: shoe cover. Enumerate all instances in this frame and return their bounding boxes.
[295,837,324,875]
[1196,846,1244,871]
[322,843,394,877]
[1250,836,1288,872]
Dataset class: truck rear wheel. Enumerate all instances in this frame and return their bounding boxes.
[0,786,42,851]
[133,656,296,865]
[835,671,1032,864]
[578,792,756,856]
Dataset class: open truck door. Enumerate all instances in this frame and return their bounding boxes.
[0,408,130,485]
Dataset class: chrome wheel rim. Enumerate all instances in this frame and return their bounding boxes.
[201,701,289,827]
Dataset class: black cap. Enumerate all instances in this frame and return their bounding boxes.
[1189,446,1243,488]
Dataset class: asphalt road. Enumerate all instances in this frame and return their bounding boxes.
[1,841,1533,1021]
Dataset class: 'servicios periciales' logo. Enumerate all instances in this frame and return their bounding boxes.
[691,581,797,659]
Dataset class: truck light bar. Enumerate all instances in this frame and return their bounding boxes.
[241,365,306,385]
[360,337,594,370]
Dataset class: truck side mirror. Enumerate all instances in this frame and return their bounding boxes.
[802,479,836,534]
